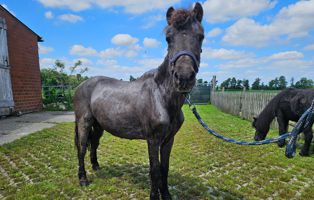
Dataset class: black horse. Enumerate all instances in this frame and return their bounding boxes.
[73,3,204,199]
[253,88,314,156]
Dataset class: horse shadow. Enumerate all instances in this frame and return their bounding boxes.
[91,162,244,200]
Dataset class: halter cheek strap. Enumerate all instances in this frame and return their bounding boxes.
[169,50,199,73]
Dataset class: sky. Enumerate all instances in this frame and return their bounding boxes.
[1,0,314,85]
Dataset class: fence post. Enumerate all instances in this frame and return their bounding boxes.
[211,75,216,93]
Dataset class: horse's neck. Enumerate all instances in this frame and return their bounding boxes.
[258,97,278,126]
[155,58,185,109]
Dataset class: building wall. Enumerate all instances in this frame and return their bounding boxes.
[0,8,42,113]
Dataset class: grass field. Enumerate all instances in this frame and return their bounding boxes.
[0,105,314,199]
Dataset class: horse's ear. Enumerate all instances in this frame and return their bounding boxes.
[167,7,175,25]
[193,2,203,22]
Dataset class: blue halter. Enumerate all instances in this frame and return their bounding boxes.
[169,50,199,73]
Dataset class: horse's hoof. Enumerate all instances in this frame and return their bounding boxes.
[161,193,172,200]
[299,152,310,157]
[92,165,101,171]
[79,179,89,186]
[150,193,160,200]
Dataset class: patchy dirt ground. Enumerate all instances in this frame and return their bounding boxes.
[0,105,313,199]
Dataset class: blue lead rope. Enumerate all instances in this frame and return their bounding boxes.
[186,97,314,158]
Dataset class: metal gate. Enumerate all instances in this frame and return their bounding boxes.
[189,83,211,104]
[0,17,14,116]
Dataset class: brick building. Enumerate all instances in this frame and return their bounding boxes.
[0,5,43,116]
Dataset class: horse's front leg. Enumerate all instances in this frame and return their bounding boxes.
[160,137,174,200]
[277,111,288,147]
[147,139,162,200]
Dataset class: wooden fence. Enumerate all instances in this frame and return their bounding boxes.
[211,91,279,128]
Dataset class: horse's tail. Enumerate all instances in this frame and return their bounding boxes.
[74,120,92,151]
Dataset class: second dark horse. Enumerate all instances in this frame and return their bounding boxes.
[74,3,204,199]
[253,88,314,156]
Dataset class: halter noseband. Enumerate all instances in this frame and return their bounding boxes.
[169,50,199,73]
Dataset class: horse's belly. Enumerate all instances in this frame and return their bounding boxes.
[94,112,148,140]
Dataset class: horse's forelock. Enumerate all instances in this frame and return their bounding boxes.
[170,9,192,28]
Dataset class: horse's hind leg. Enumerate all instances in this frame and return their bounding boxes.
[300,128,313,156]
[76,113,93,186]
[90,121,103,171]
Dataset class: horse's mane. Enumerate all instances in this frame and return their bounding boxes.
[256,89,294,128]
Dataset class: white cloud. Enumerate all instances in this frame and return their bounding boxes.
[58,14,83,23]
[268,51,303,60]
[304,44,314,51]
[111,34,138,46]
[143,37,160,48]
[223,18,274,47]
[202,0,275,23]
[45,11,53,19]
[99,47,138,58]
[223,0,314,47]
[37,0,180,14]
[87,64,153,80]
[37,0,91,11]
[40,58,56,68]
[99,48,123,58]
[202,48,250,60]
[217,57,266,70]
[137,58,163,67]
[142,15,163,29]
[200,63,209,68]
[73,58,93,66]
[96,59,118,66]
[70,45,98,56]
[38,44,54,54]
[70,43,141,59]
[207,28,223,37]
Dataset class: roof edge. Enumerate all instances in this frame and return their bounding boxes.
[0,5,43,42]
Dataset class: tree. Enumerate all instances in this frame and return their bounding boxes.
[278,76,287,90]
[197,79,203,84]
[290,77,295,87]
[252,78,261,90]
[295,77,314,89]
[236,79,242,89]
[230,77,237,89]
[41,60,88,87]
[243,79,249,90]
[220,78,231,89]
[268,79,276,90]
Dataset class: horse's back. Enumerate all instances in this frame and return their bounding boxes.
[74,76,122,118]
[278,88,314,119]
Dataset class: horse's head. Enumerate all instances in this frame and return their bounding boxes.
[165,2,204,93]
[252,116,270,141]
